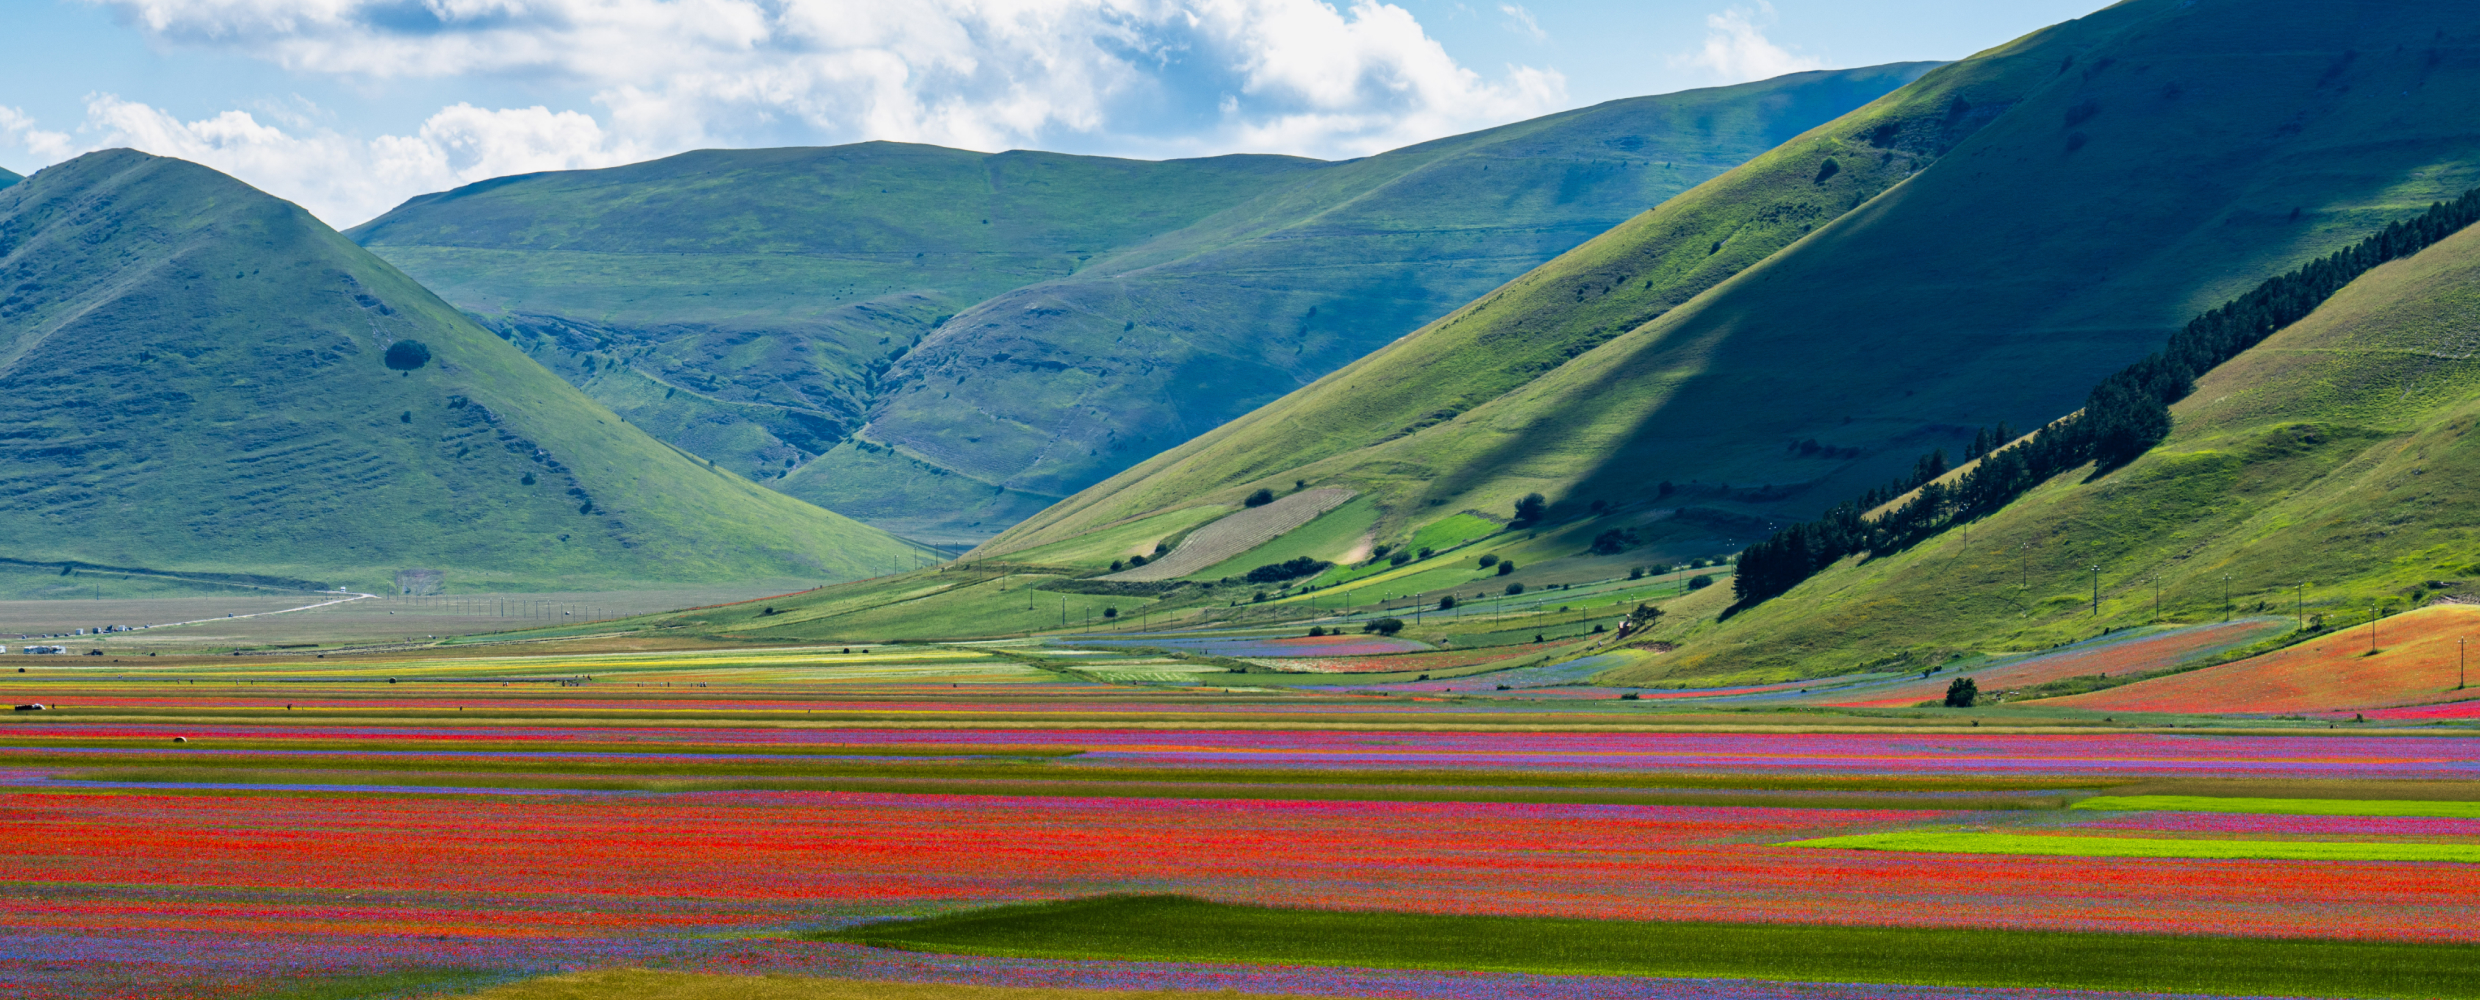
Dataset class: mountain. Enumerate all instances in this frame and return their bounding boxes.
[0,150,932,593]
[0,167,20,189]
[982,0,2480,575]
[352,65,1932,546]
[1630,192,2480,683]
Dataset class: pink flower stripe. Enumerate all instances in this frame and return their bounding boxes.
[1822,619,2288,708]
[2053,605,2480,715]
[1246,644,1564,674]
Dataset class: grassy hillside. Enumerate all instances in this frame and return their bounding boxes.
[0,150,933,593]
[987,0,2480,571]
[830,65,1934,541]
[1618,212,2480,682]
[353,68,1927,547]
[0,167,19,189]
[350,144,1316,546]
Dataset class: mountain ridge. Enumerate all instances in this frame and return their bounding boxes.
[982,0,2480,574]
[0,149,931,592]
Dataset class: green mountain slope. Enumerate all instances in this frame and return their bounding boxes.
[0,150,932,593]
[819,65,1934,542]
[349,144,1317,545]
[986,0,2480,568]
[352,66,1927,548]
[0,167,20,189]
[1629,200,2480,683]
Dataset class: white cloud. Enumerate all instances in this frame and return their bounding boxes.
[1498,4,1544,42]
[41,0,1565,225]
[1677,2,1823,83]
[7,95,641,224]
[0,107,78,162]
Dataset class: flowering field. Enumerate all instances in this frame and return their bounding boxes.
[1065,634,1430,658]
[17,784,2480,999]
[1241,643,1564,674]
[2052,605,2480,715]
[1819,619,2289,708]
[14,641,2480,1000]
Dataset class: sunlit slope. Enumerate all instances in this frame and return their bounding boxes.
[350,144,1319,523]
[989,0,2480,561]
[1622,215,2480,682]
[0,167,19,189]
[0,150,931,592]
[829,65,1934,541]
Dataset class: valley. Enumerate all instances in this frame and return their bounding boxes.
[13,1,2480,998]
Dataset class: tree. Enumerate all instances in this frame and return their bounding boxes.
[1364,617,1404,635]
[1437,595,1457,611]
[1102,607,1118,619]
[1308,626,1327,637]
[383,340,432,370]
[1688,574,1713,590]
[1478,554,1499,568]
[1513,493,1548,524]
[1632,603,1664,627]
[1497,561,1516,576]
[1245,488,1276,507]
[1945,677,1979,708]
[1504,582,1525,596]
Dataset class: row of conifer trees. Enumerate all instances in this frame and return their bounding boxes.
[1735,185,2480,604]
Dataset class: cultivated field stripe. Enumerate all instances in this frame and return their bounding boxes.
[1791,831,2480,863]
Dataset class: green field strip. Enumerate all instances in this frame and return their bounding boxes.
[1790,832,2480,863]
[2076,795,2480,818]
[823,895,2480,999]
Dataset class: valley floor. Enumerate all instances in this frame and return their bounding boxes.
[6,609,2480,1000]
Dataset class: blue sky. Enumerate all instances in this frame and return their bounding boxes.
[0,0,2104,225]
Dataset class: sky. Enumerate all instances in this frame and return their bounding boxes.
[0,0,2106,227]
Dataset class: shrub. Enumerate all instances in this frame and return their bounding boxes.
[1497,561,1516,576]
[1513,493,1548,524]
[1128,554,1147,566]
[1389,551,1412,566]
[1813,157,1840,184]
[1417,547,1435,559]
[1246,556,1330,584]
[1688,574,1714,590]
[1153,542,1170,556]
[1308,626,1326,637]
[1244,488,1275,507]
[1103,607,1118,619]
[383,340,432,370]
[1590,529,1639,555]
[1110,559,1125,572]
[1437,595,1457,611]
[1368,617,1405,636]
[1628,567,1645,580]
[1504,582,1526,596]
[1477,554,1499,568]
[1945,677,1979,708]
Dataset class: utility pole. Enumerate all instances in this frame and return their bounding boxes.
[2296,582,2306,630]
[2089,565,2100,617]
[2369,603,2380,653]
[2461,637,2468,690]
[2222,575,2232,623]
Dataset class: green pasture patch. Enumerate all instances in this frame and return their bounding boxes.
[1195,496,1382,581]
[826,895,2480,998]
[993,506,1230,570]
[1406,514,1501,555]
[2075,796,2480,819]
[1792,832,2480,864]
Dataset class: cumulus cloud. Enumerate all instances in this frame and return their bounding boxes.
[0,107,78,161]
[2,96,639,224]
[1678,2,1823,83]
[34,0,1565,224]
